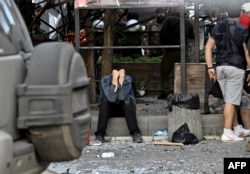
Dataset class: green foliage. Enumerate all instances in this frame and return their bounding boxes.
[199,50,216,62]
[113,56,162,63]
[199,52,206,62]
[134,75,150,89]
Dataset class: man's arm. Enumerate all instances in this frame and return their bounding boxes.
[205,37,217,81]
[101,75,118,102]
[243,42,250,86]
[143,21,153,56]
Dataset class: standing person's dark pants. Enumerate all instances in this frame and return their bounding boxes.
[160,49,180,98]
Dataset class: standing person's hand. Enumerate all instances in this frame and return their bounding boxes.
[144,49,151,56]
[208,68,217,81]
[247,73,250,86]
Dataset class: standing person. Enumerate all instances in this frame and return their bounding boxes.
[113,9,129,56]
[205,10,250,142]
[241,69,250,130]
[239,3,250,131]
[143,8,166,57]
[31,19,48,45]
[158,7,195,99]
[239,2,250,28]
[95,69,143,143]
[121,12,145,58]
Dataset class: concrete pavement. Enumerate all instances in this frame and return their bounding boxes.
[43,97,230,174]
[44,136,250,174]
[43,97,250,174]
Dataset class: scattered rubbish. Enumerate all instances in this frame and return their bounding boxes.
[153,129,168,136]
[66,168,80,174]
[89,140,102,146]
[172,123,199,145]
[203,136,220,140]
[105,137,112,142]
[153,135,168,141]
[101,152,115,158]
[136,88,146,97]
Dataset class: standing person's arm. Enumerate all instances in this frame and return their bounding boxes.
[242,88,250,98]
[144,21,153,56]
[205,37,217,81]
[243,42,250,86]
[243,43,250,69]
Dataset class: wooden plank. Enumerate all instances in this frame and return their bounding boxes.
[174,63,208,75]
[146,84,161,90]
[152,141,184,146]
[174,63,213,113]
[174,74,210,85]
[174,85,207,94]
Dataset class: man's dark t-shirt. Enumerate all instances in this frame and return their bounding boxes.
[159,16,194,47]
[210,19,249,70]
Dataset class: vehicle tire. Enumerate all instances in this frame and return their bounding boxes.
[18,42,90,162]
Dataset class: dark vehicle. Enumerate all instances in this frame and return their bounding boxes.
[0,1,90,173]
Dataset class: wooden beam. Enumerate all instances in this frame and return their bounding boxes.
[152,141,184,146]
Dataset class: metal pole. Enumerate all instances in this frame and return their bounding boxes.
[75,8,80,52]
[180,0,186,94]
[194,0,200,62]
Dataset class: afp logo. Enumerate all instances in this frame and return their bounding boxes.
[224,158,250,173]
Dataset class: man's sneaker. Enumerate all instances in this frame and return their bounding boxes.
[95,135,105,143]
[221,134,244,142]
[234,125,250,137]
[132,132,143,143]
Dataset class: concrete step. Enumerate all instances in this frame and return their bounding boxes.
[90,109,224,137]
[89,97,224,138]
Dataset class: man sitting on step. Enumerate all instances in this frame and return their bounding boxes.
[95,69,143,143]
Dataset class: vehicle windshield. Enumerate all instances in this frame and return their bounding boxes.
[0,0,33,56]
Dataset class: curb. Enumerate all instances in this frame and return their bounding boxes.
[90,113,224,137]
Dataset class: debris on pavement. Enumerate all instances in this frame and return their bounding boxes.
[101,152,115,158]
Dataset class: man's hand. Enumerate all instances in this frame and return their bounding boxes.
[112,69,120,92]
[208,68,217,81]
[144,49,151,56]
[247,73,250,86]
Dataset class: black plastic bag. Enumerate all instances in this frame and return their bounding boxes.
[208,81,223,98]
[166,93,200,112]
[172,123,199,145]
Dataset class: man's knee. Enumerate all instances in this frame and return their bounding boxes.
[99,96,110,108]
[124,96,136,106]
